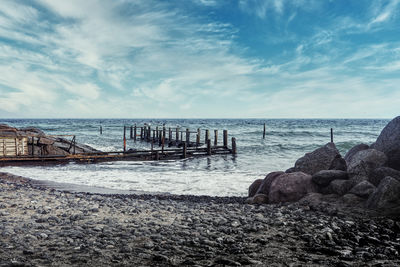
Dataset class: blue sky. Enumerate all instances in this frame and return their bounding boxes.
[0,0,399,118]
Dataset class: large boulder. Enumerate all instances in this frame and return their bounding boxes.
[347,149,387,178]
[268,172,317,203]
[321,179,354,196]
[373,116,400,170]
[245,193,268,205]
[312,170,348,187]
[348,181,376,198]
[248,179,263,197]
[369,167,400,187]
[366,176,400,209]
[255,171,284,195]
[293,143,344,175]
[344,144,369,165]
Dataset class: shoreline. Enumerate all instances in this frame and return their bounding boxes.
[1,172,400,266]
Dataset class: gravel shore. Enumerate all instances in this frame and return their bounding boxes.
[1,172,399,266]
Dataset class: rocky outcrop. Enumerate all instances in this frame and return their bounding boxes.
[372,116,400,170]
[248,179,263,198]
[312,170,348,187]
[348,181,375,198]
[293,143,344,175]
[344,144,369,165]
[268,172,317,203]
[369,167,400,187]
[347,149,387,179]
[366,176,400,209]
[255,171,284,196]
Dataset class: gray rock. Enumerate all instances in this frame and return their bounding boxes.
[349,181,376,198]
[268,172,318,203]
[340,193,365,206]
[344,144,369,165]
[256,171,284,195]
[324,179,354,196]
[293,143,342,175]
[373,116,400,170]
[369,167,400,186]
[347,149,387,178]
[245,193,268,204]
[366,176,400,209]
[248,179,262,197]
[312,170,348,187]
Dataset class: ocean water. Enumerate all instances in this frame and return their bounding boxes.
[0,119,389,196]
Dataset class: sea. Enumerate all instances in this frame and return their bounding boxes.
[0,119,389,197]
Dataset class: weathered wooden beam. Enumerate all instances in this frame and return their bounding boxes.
[207,139,211,155]
[214,130,218,147]
[232,137,237,155]
[263,123,266,139]
[182,142,187,159]
[223,130,228,148]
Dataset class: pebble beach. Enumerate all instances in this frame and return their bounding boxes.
[1,172,399,266]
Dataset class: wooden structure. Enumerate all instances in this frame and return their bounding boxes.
[0,136,28,157]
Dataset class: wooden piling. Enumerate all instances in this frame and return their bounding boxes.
[134,125,137,141]
[176,127,179,142]
[205,129,209,144]
[263,123,266,139]
[182,142,187,159]
[162,136,165,153]
[214,130,218,147]
[130,126,133,139]
[140,127,143,139]
[163,126,166,141]
[31,137,34,156]
[155,151,159,160]
[151,139,154,151]
[331,128,333,143]
[100,126,102,135]
[207,139,211,155]
[123,126,126,140]
[232,137,237,155]
[223,130,228,148]
[186,128,190,144]
[169,128,172,141]
[196,128,200,146]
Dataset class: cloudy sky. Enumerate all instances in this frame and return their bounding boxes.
[0,0,399,118]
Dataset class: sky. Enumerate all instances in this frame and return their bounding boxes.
[0,0,399,119]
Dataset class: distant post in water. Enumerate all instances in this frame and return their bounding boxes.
[134,125,137,141]
[223,130,228,148]
[207,139,211,155]
[205,129,209,144]
[162,136,165,153]
[169,127,172,141]
[140,127,143,139]
[214,130,218,147]
[331,128,333,143]
[100,126,102,135]
[263,123,266,139]
[232,137,237,155]
[176,127,179,142]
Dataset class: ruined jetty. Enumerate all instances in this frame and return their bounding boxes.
[0,124,236,166]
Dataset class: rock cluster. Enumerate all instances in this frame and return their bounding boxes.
[1,173,399,266]
[248,116,400,214]
[0,124,99,155]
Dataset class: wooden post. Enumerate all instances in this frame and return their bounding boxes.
[263,123,266,139]
[140,127,143,139]
[163,126,166,141]
[31,137,34,156]
[123,126,126,140]
[155,151,159,160]
[186,128,190,144]
[207,139,211,155]
[232,137,237,155]
[214,130,218,147]
[130,126,133,139]
[182,142,187,159]
[151,139,154,151]
[180,132,183,142]
[73,136,76,155]
[162,136,165,153]
[148,126,151,141]
[176,127,179,142]
[100,126,102,135]
[331,128,333,143]
[205,129,209,144]
[134,125,137,141]
[223,130,228,148]
[156,126,159,140]
[196,128,200,146]
[169,128,172,142]
[123,136,126,152]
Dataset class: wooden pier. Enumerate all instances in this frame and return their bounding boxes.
[0,124,237,166]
